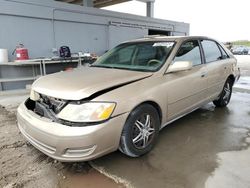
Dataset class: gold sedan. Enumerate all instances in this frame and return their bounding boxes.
[17,36,240,161]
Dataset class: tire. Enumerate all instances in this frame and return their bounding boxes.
[213,78,233,107]
[119,104,160,157]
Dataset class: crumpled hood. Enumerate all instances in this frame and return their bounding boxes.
[32,67,152,100]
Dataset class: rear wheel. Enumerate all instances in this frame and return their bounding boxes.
[119,104,160,157]
[213,78,233,107]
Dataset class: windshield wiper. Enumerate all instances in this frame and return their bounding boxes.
[90,65,114,69]
[90,64,152,72]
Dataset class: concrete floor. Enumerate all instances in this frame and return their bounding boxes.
[90,55,250,188]
[92,91,250,188]
[0,55,250,188]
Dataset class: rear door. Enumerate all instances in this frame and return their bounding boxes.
[165,40,208,120]
[200,40,231,99]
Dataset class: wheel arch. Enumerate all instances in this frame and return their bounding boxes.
[129,100,163,125]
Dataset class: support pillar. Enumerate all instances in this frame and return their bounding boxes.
[146,1,154,17]
[83,0,93,7]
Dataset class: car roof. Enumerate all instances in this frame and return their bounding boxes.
[124,35,212,43]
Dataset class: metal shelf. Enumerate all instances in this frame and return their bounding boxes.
[0,76,40,83]
[0,59,44,66]
[0,57,91,91]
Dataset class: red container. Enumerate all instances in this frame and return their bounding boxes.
[15,44,29,60]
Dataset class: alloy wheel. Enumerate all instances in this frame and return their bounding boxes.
[223,83,231,104]
[132,114,155,149]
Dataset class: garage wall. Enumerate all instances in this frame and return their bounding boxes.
[54,21,108,55]
[108,26,148,49]
[0,0,189,61]
[0,15,54,59]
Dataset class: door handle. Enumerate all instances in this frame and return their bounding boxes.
[201,72,207,77]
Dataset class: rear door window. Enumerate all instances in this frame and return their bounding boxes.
[218,45,229,59]
[201,40,222,63]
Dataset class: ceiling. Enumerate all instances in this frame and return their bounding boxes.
[55,0,132,8]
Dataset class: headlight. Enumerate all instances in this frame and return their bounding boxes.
[57,102,116,123]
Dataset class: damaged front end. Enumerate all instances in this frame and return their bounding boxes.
[25,94,68,123]
[25,90,116,127]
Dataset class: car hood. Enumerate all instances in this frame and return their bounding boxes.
[32,67,152,100]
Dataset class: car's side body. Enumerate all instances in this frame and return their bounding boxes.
[94,36,239,128]
[17,36,240,161]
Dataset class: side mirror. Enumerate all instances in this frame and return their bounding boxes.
[166,61,193,73]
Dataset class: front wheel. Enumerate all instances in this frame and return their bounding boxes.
[119,104,160,157]
[213,78,233,107]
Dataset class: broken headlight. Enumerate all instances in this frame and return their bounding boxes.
[57,102,116,123]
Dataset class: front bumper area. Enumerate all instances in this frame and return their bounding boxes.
[17,102,128,162]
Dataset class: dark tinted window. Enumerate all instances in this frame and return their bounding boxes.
[174,40,202,66]
[201,40,222,63]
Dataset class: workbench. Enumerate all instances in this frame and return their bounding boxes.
[0,57,94,91]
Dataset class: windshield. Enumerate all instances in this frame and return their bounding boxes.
[92,41,175,72]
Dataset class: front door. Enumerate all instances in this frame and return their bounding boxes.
[165,40,208,120]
